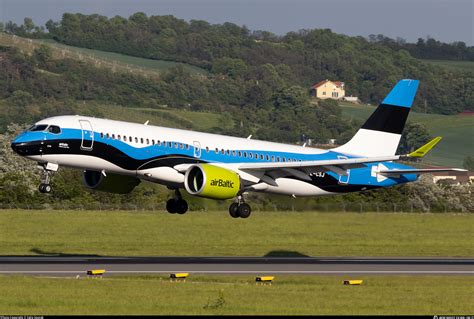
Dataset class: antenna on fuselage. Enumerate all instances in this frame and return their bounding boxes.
[247,135,252,139]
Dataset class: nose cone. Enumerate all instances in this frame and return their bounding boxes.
[11,141,28,155]
[11,133,41,156]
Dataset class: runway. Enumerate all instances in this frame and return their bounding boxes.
[0,256,473,276]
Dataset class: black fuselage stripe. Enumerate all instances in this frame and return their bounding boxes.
[361,104,410,134]
[17,139,372,194]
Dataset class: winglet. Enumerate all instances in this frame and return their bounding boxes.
[408,137,442,158]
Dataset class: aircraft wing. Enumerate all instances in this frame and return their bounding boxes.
[239,155,401,171]
[238,137,466,180]
[378,168,467,177]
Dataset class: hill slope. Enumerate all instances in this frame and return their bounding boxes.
[340,102,473,167]
[0,33,206,77]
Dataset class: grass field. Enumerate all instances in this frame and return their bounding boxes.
[1,210,472,257]
[0,33,206,76]
[37,39,207,75]
[92,104,226,131]
[340,102,474,167]
[0,275,471,315]
[421,59,474,74]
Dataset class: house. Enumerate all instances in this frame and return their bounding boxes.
[310,80,345,100]
[425,166,474,185]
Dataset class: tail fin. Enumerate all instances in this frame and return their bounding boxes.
[334,79,419,157]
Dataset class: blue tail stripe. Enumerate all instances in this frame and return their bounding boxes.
[382,79,419,108]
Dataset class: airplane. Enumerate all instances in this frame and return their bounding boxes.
[10,79,466,218]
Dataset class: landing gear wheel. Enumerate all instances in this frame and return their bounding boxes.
[38,183,52,193]
[229,202,239,218]
[166,199,178,214]
[175,199,188,215]
[237,203,251,218]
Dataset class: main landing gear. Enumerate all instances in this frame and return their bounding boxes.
[229,196,251,218]
[166,189,188,215]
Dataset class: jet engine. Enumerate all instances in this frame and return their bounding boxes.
[83,170,141,194]
[184,164,241,200]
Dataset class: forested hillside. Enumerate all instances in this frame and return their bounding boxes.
[4,13,472,114]
[0,44,354,145]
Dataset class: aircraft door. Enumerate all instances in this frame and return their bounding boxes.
[193,141,201,158]
[79,120,94,151]
[337,155,350,184]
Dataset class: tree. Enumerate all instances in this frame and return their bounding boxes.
[212,58,248,78]
[397,122,432,154]
[23,17,35,33]
[33,45,52,64]
[463,156,474,171]
[273,86,309,109]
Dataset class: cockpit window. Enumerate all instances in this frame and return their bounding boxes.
[48,125,61,134]
[28,125,48,132]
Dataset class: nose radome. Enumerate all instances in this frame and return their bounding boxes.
[11,142,21,154]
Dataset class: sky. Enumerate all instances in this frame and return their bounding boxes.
[0,0,472,45]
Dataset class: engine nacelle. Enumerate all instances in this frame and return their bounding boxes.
[184,164,241,200]
[83,170,141,194]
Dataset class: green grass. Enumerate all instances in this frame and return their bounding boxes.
[340,102,474,167]
[1,210,473,257]
[0,33,206,76]
[93,104,225,131]
[36,39,207,75]
[0,275,471,315]
[421,59,474,74]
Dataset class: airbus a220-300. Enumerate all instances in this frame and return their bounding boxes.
[11,79,465,218]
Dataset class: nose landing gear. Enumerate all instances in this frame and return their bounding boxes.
[166,189,188,214]
[38,163,58,194]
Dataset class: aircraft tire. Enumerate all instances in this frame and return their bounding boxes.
[39,183,51,193]
[175,199,188,215]
[238,203,251,218]
[229,202,239,218]
[166,199,178,214]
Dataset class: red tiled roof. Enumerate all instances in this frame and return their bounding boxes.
[311,80,328,89]
[311,80,344,89]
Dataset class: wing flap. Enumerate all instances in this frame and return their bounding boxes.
[239,155,400,171]
[379,168,467,176]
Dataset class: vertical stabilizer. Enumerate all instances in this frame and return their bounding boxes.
[334,79,419,157]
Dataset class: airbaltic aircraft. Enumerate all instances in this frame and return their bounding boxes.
[11,79,465,218]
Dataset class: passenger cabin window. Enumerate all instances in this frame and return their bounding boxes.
[135,137,138,143]
[106,133,110,139]
[100,133,104,138]
[129,136,132,142]
[140,138,144,144]
[146,138,149,144]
